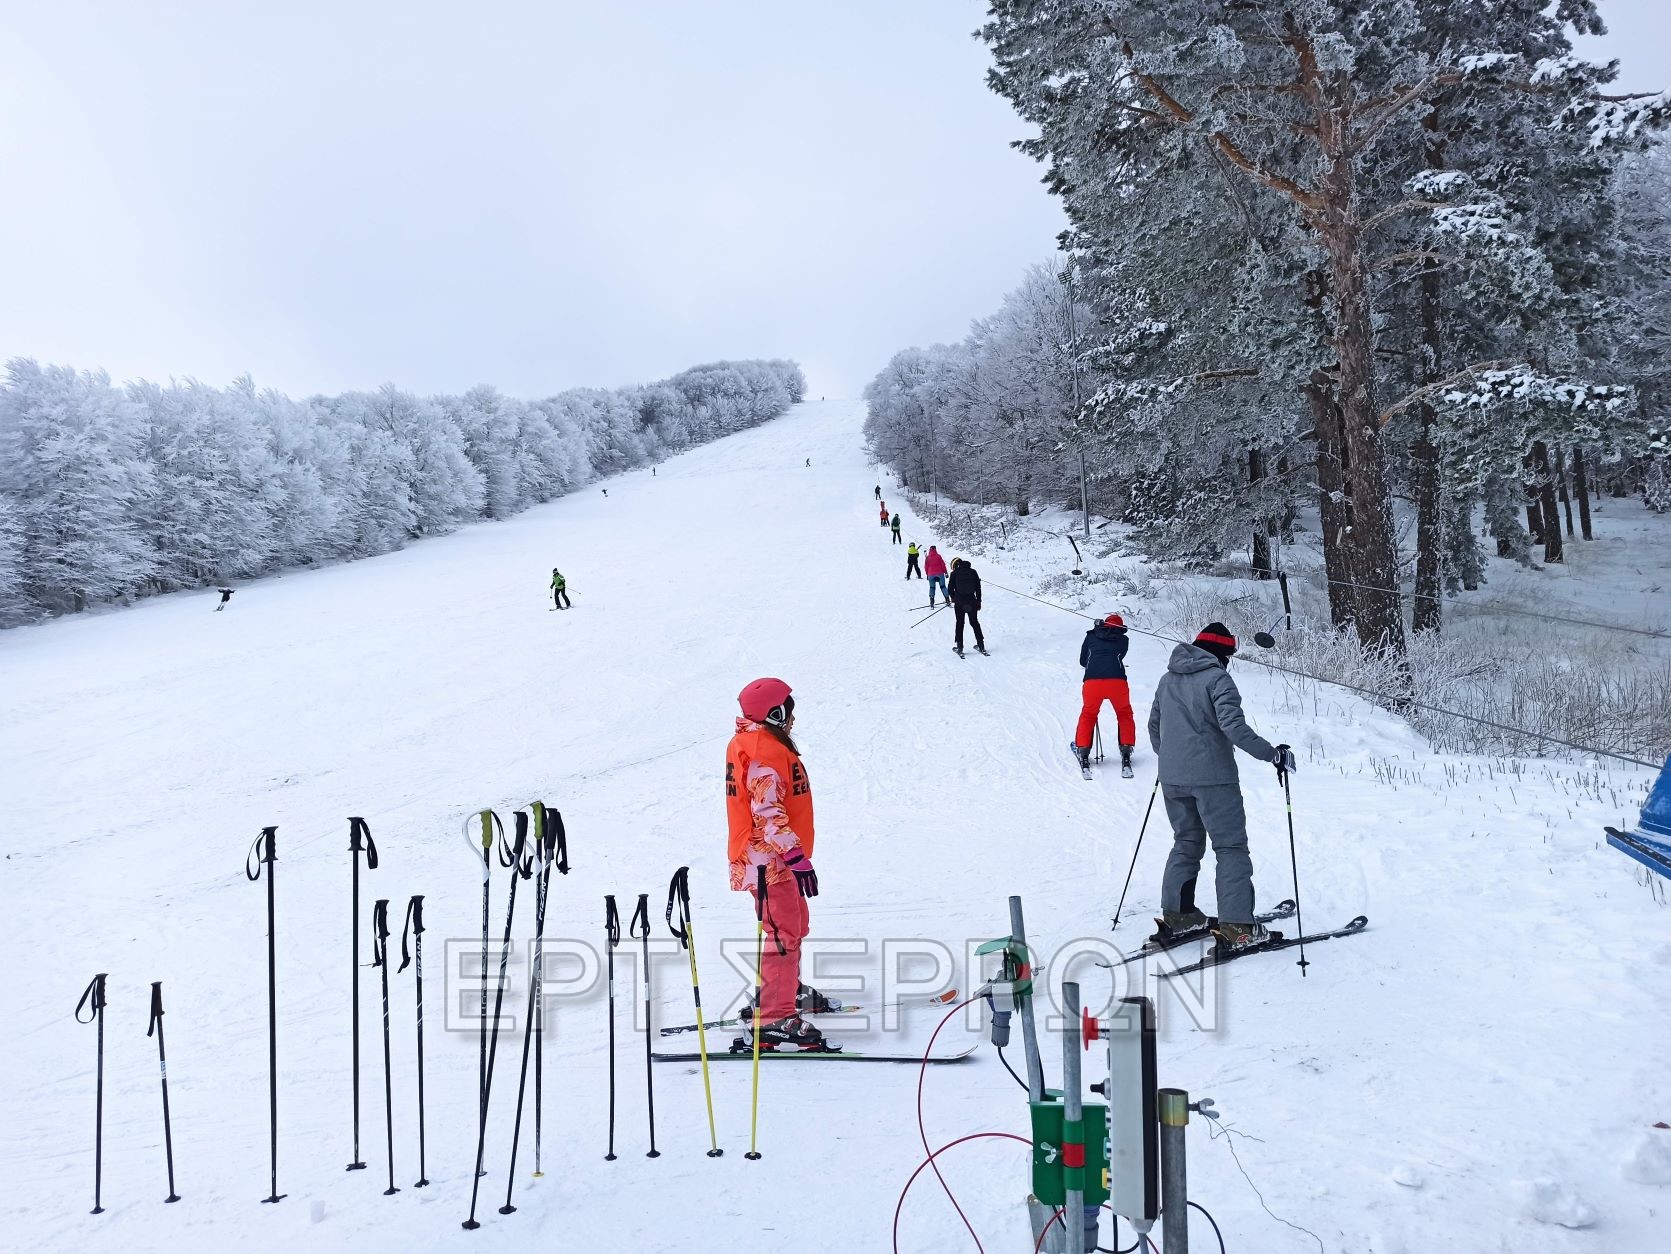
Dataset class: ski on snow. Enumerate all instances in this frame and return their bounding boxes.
[658,988,959,1037]
[1156,915,1370,979]
[653,1041,978,1065]
[1101,899,1298,966]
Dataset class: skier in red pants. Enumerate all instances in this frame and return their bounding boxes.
[726,678,836,1051]
[1073,614,1137,776]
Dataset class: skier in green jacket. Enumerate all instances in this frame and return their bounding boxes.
[550,569,572,609]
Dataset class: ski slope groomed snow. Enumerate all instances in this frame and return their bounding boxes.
[4,400,1670,1253]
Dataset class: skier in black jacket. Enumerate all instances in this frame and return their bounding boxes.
[948,559,986,656]
[1072,614,1136,775]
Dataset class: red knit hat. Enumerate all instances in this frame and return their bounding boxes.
[1103,613,1125,628]
[1194,622,1237,662]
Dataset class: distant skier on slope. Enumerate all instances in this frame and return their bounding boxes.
[890,514,903,545]
[924,546,948,607]
[550,568,572,609]
[874,485,881,500]
[948,558,986,656]
[214,587,234,611]
[1073,614,1136,777]
[1147,623,1294,952]
[905,542,922,580]
[878,502,889,528]
[726,678,836,1052]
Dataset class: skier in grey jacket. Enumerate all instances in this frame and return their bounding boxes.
[1146,622,1294,950]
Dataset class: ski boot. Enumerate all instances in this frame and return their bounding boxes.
[741,1014,838,1053]
[796,983,842,1014]
[1071,741,1092,779]
[1119,745,1135,779]
[1212,920,1278,953]
[1149,908,1209,945]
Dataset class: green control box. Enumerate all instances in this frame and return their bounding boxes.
[1030,1091,1110,1207]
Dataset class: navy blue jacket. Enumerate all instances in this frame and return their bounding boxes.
[1079,624,1129,681]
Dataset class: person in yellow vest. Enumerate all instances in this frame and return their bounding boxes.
[726,677,836,1052]
[905,541,922,579]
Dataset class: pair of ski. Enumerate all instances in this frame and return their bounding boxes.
[1073,743,1132,780]
[1104,899,1370,977]
[953,646,989,658]
[652,989,973,1064]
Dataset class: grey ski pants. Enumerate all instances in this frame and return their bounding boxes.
[1159,782,1255,923]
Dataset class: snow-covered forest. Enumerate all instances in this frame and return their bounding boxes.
[0,357,803,624]
[866,2,1671,662]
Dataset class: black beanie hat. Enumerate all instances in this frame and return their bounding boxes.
[1194,622,1237,664]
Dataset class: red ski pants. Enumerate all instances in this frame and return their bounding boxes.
[1076,679,1135,749]
[749,885,809,1021]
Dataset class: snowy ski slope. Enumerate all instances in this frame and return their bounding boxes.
[3,399,1668,1252]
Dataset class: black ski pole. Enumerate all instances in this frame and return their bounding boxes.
[500,805,567,1213]
[147,981,181,1203]
[603,895,620,1161]
[346,816,378,1173]
[531,804,569,1181]
[371,899,399,1195]
[1112,776,1160,929]
[462,812,532,1230]
[75,973,108,1214]
[398,895,429,1187]
[1280,765,1310,976]
[629,893,659,1158]
[245,826,285,1203]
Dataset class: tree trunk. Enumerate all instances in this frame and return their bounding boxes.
[1571,445,1593,540]
[1555,446,1575,537]
[1250,447,1272,579]
[1411,104,1445,634]
[1533,442,1563,563]
[1319,140,1406,660]
[1523,452,1545,545]
[1307,374,1356,629]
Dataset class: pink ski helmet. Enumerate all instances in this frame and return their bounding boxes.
[738,677,795,726]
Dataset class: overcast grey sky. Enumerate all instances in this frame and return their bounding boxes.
[1,2,1665,400]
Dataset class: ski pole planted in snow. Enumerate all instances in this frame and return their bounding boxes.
[744,867,767,1160]
[146,981,181,1203]
[1278,761,1309,976]
[530,803,570,1179]
[462,812,532,1230]
[629,893,660,1158]
[397,894,429,1187]
[604,895,621,1161]
[473,808,507,1169]
[371,899,399,1195]
[346,816,379,1172]
[75,973,109,1214]
[501,804,569,1212]
[665,865,722,1156]
[245,825,285,1203]
[1112,777,1161,930]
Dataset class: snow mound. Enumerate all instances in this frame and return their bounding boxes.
[1520,1179,1599,1229]
[1622,1128,1671,1186]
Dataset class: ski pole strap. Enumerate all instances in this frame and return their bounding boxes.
[147,981,164,1037]
[665,866,692,948]
[75,973,107,1024]
[245,826,277,881]
[348,816,379,868]
[508,810,533,876]
[398,895,425,972]
[371,899,390,968]
[628,893,650,940]
[547,809,569,875]
[605,895,620,948]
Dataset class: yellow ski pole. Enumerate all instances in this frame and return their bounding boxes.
[744,865,767,1161]
[665,867,722,1156]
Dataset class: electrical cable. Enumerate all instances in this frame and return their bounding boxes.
[890,1132,1031,1253]
[1188,1200,1227,1254]
[917,996,991,1252]
[996,1044,1029,1092]
[977,576,1662,770]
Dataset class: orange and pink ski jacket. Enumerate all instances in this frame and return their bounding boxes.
[725,718,815,891]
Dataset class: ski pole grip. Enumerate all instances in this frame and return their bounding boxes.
[605,895,621,947]
[479,810,496,854]
[148,980,164,1035]
[549,809,569,874]
[372,899,390,966]
[76,973,107,1023]
[665,866,691,945]
[245,826,277,880]
[399,895,424,972]
[349,815,378,868]
[754,865,767,920]
[629,893,650,939]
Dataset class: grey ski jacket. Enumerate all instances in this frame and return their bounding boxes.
[1146,643,1276,786]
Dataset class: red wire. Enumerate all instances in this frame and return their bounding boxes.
[1033,1208,1064,1253]
[891,1131,1031,1253]
[917,996,988,1250]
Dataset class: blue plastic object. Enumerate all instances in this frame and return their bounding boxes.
[1606,755,1671,878]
